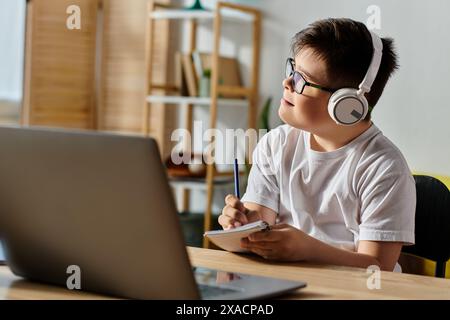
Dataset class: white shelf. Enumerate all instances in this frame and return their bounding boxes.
[149,8,254,22]
[169,176,235,191]
[147,95,248,107]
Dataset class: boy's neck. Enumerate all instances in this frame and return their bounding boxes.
[310,121,372,152]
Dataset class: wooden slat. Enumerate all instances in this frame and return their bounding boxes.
[203,4,223,248]
[97,0,148,133]
[217,85,252,97]
[147,0,178,159]
[248,9,261,161]
[217,1,261,15]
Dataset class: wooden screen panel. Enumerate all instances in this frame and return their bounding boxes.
[98,0,177,158]
[23,0,98,129]
[22,0,177,157]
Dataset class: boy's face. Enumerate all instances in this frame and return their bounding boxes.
[278,47,336,133]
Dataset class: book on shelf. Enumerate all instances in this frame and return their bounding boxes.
[196,52,242,99]
[179,50,243,98]
[192,51,204,83]
[193,51,243,99]
[181,53,198,97]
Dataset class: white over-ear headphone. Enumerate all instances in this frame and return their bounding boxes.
[327,31,383,126]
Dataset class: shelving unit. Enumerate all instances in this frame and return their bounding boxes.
[146,95,248,108]
[150,7,255,22]
[146,1,261,248]
[169,175,237,191]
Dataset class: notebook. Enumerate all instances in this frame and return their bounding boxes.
[204,220,270,252]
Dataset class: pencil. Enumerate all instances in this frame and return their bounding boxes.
[234,158,240,198]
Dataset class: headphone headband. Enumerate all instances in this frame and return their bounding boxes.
[357,31,383,96]
[327,29,384,126]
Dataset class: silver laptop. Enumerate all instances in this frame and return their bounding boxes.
[0,126,306,299]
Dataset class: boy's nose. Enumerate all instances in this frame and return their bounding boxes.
[283,76,294,92]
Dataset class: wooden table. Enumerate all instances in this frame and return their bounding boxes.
[0,247,449,299]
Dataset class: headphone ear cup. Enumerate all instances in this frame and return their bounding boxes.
[328,88,368,125]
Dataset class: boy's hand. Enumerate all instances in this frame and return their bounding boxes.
[218,194,262,230]
[218,194,249,229]
[240,224,314,261]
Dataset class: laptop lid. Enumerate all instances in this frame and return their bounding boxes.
[0,126,199,299]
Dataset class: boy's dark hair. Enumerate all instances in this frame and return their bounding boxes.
[291,18,398,119]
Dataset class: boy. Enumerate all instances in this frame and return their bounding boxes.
[218,18,416,272]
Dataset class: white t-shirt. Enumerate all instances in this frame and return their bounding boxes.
[241,123,416,254]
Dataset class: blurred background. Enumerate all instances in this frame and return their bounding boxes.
[0,0,449,252]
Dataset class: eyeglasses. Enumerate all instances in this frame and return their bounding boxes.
[285,58,335,95]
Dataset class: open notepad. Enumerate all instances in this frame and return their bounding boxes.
[204,220,270,253]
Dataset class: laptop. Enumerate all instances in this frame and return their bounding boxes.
[0,126,306,299]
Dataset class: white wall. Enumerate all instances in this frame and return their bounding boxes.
[0,0,26,102]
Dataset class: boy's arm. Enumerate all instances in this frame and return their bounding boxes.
[241,224,403,271]
[357,240,403,270]
[306,237,403,271]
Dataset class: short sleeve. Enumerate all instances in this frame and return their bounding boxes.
[358,165,416,245]
[240,130,282,213]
